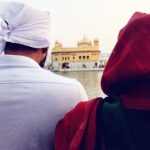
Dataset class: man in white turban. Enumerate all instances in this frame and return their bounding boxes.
[0,2,88,150]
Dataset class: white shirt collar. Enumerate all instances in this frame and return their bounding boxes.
[0,55,40,68]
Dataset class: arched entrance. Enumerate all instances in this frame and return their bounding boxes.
[62,63,70,69]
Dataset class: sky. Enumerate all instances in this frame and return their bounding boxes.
[1,0,150,53]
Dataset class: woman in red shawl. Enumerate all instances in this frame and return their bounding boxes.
[55,12,150,150]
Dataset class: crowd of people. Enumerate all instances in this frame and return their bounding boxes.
[0,1,150,150]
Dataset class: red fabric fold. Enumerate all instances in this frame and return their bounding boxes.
[121,97,150,110]
[54,98,101,150]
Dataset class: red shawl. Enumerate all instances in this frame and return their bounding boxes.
[55,98,100,150]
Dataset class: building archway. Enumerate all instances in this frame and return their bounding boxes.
[62,63,70,69]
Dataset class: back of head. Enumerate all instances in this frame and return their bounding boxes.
[0,2,50,53]
[4,42,37,53]
[101,12,150,95]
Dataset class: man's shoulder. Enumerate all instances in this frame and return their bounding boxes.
[39,69,80,86]
[37,69,88,101]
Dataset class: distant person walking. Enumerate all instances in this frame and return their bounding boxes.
[0,2,88,150]
[55,12,150,150]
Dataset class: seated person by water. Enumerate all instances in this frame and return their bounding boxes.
[55,12,150,150]
[0,2,88,150]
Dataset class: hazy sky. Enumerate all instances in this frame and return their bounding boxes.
[1,0,150,53]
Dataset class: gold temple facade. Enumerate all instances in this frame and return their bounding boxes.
[51,37,100,66]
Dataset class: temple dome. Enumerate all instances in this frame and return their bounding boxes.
[94,38,99,42]
[78,37,91,46]
[54,40,62,47]
[94,38,99,46]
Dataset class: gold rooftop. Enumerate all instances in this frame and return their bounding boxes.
[51,37,100,63]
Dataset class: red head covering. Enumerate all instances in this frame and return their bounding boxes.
[101,12,150,98]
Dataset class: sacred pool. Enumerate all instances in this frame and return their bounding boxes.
[55,70,105,99]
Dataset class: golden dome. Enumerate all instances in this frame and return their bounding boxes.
[55,40,62,47]
[78,37,91,46]
[94,38,99,46]
[94,38,99,42]
[80,38,90,44]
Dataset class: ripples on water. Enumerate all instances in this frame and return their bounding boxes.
[55,71,105,99]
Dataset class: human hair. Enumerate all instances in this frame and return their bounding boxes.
[4,42,38,53]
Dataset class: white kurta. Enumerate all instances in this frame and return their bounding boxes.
[0,55,88,150]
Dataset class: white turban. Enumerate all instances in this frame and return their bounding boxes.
[0,2,50,54]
